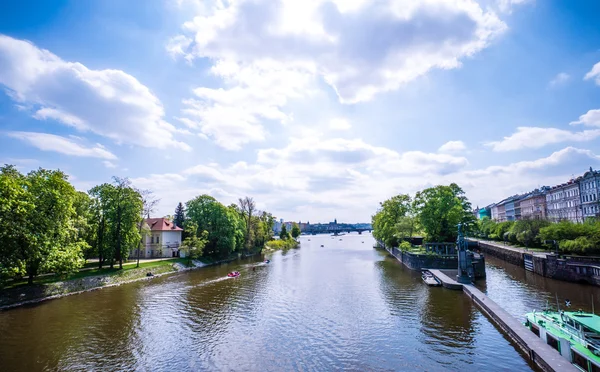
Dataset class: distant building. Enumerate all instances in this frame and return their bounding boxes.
[130,218,183,259]
[547,179,583,223]
[490,204,499,221]
[580,167,600,220]
[478,205,493,220]
[495,200,507,222]
[519,188,548,220]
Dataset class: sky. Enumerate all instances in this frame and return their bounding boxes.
[1,0,600,223]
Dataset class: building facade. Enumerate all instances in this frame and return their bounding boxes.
[496,202,507,222]
[519,190,547,220]
[130,218,183,259]
[580,168,600,220]
[547,180,583,223]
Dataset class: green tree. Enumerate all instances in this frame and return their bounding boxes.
[0,165,33,284]
[186,195,243,259]
[180,220,209,265]
[291,222,301,239]
[19,168,84,284]
[372,194,412,247]
[89,183,112,269]
[107,178,142,269]
[412,183,475,242]
[238,196,256,253]
[174,202,185,229]
[394,215,417,241]
[280,224,290,240]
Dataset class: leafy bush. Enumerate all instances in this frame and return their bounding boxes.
[399,241,411,251]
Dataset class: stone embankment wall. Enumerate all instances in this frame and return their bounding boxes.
[474,240,600,286]
[477,241,524,267]
[379,242,485,278]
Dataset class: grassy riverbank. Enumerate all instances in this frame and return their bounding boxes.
[0,258,200,309]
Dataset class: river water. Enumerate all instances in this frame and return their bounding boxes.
[0,234,554,371]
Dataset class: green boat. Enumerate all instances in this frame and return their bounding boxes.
[524,309,600,371]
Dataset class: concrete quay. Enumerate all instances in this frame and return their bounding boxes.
[429,270,578,372]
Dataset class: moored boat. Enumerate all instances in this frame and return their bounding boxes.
[227,271,240,278]
[524,309,600,371]
[421,270,441,287]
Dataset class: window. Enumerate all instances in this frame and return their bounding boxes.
[573,351,589,371]
[546,334,559,351]
[156,236,160,244]
[151,236,154,243]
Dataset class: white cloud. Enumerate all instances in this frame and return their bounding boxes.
[486,127,600,151]
[497,0,532,13]
[171,0,507,106]
[0,34,190,150]
[329,118,351,130]
[584,61,600,85]
[6,131,117,160]
[570,109,600,127]
[438,140,466,153]
[548,72,570,87]
[103,160,117,168]
[179,61,316,150]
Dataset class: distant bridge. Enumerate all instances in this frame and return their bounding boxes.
[302,224,372,235]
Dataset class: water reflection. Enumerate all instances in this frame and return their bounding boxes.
[478,255,600,318]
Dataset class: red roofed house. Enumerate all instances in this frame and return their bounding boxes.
[129,218,183,259]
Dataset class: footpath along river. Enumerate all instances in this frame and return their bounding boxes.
[0,234,541,371]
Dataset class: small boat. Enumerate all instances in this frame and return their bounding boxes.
[227,271,240,278]
[421,270,441,286]
[264,260,270,264]
[320,244,324,247]
[524,309,600,370]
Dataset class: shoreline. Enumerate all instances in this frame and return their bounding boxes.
[0,256,241,312]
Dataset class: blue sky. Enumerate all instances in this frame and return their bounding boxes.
[1,0,600,223]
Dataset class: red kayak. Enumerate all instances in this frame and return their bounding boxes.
[227,271,240,278]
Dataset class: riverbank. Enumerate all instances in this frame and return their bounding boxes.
[0,256,243,311]
[263,238,299,252]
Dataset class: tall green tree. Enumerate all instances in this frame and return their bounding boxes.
[372,194,412,247]
[279,224,289,240]
[174,202,185,229]
[0,165,33,284]
[186,195,243,259]
[13,168,85,284]
[412,183,475,242]
[238,196,256,253]
[107,177,142,269]
[89,183,112,269]
[291,223,301,239]
[180,220,209,265]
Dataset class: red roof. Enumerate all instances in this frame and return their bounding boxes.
[145,218,183,231]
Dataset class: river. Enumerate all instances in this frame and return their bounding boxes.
[0,234,547,371]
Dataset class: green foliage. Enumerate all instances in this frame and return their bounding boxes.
[186,195,244,259]
[539,220,600,254]
[0,166,87,284]
[291,223,301,239]
[280,224,290,240]
[372,194,412,248]
[412,183,476,243]
[399,241,411,252]
[174,202,185,229]
[181,220,209,263]
[265,239,298,250]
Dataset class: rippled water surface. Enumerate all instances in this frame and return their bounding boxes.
[0,234,536,371]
